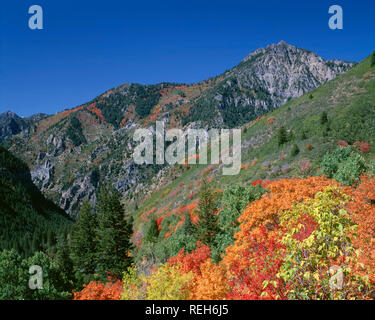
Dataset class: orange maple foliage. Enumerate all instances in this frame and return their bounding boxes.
[190,259,228,300]
[73,279,123,300]
[267,116,275,125]
[345,175,375,283]
[239,176,335,231]
[221,176,336,273]
[166,242,228,299]
[251,158,258,166]
[74,173,375,300]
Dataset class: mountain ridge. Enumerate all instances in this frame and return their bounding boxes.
[4,41,356,215]
[0,111,48,143]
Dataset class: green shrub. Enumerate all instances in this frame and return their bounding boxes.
[144,218,160,243]
[321,147,353,178]
[212,184,266,262]
[321,147,366,185]
[367,160,375,175]
[334,152,366,186]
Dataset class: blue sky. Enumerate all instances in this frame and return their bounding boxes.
[1,0,374,117]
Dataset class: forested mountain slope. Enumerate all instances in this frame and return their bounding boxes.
[0,147,71,257]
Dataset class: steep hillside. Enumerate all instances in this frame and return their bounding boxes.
[6,42,353,215]
[130,53,375,265]
[0,147,71,257]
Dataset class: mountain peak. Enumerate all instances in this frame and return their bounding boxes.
[273,40,295,48]
[242,41,298,62]
[0,111,22,123]
[2,110,18,118]
[277,40,288,45]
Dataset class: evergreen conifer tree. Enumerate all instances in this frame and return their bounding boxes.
[291,144,300,157]
[144,218,159,243]
[371,51,375,67]
[320,111,328,125]
[181,211,195,235]
[70,201,97,275]
[195,179,219,247]
[96,186,132,279]
[277,126,288,146]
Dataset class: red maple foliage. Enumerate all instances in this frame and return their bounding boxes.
[168,242,211,276]
[251,180,263,186]
[226,226,289,300]
[353,141,371,153]
[156,217,164,231]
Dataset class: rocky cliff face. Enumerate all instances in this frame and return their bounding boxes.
[241,41,352,99]
[6,41,355,215]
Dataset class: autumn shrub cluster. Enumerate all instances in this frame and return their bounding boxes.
[74,175,375,300]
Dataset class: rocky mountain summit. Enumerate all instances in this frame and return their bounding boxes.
[187,41,354,126]
[242,41,352,97]
[5,42,355,215]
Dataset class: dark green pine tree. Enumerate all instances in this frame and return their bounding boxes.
[144,218,159,243]
[70,201,98,275]
[55,235,74,293]
[371,51,375,67]
[291,144,300,157]
[57,237,73,271]
[46,228,52,248]
[181,211,196,235]
[96,186,133,279]
[31,231,39,253]
[320,111,328,125]
[277,126,288,146]
[195,179,219,247]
